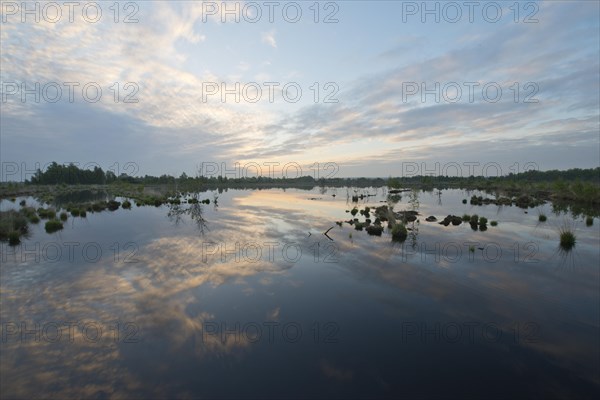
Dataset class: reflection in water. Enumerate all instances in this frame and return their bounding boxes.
[167,196,209,235]
[1,187,599,398]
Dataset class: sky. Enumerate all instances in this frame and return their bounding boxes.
[1,0,599,180]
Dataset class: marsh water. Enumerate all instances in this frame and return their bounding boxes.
[1,187,599,398]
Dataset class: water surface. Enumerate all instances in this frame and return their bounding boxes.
[1,188,599,398]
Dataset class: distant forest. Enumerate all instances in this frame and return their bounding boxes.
[27,162,600,187]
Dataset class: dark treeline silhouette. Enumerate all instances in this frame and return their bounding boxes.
[30,162,116,185]
[27,163,599,188]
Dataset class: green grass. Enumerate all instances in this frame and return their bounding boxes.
[8,231,21,246]
[0,210,29,242]
[586,216,593,226]
[559,227,576,250]
[391,223,408,242]
[107,200,121,211]
[45,219,63,233]
[37,208,56,219]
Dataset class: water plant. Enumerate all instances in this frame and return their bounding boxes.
[586,216,593,226]
[45,219,63,233]
[107,200,121,211]
[0,211,28,245]
[559,226,576,250]
[8,231,20,246]
[391,223,408,242]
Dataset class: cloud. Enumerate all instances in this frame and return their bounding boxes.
[261,30,277,48]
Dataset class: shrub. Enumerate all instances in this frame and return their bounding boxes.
[80,210,87,218]
[539,214,547,222]
[71,209,80,217]
[60,212,68,221]
[462,214,471,222]
[479,217,488,225]
[490,221,498,226]
[122,200,132,209]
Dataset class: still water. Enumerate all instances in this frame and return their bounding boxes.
[1,188,599,398]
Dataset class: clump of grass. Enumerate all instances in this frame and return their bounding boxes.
[8,231,21,246]
[60,212,68,221]
[80,210,87,218]
[539,214,547,222]
[92,202,107,212]
[490,221,498,226]
[559,226,576,250]
[391,223,408,242]
[122,200,132,209]
[37,208,56,219]
[45,220,63,233]
[20,207,38,223]
[107,200,121,211]
[0,210,29,243]
[586,216,593,226]
[70,209,80,217]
